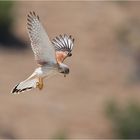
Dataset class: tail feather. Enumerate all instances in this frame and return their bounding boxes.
[11,78,37,94]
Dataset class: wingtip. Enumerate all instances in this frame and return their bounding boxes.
[11,83,19,94]
[72,38,75,43]
[33,11,36,16]
[52,34,74,52]
[27,11,40,20]
[29,11,33,16]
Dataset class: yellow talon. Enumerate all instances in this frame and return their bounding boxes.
[36,82,40,88]
[36,77,44,90]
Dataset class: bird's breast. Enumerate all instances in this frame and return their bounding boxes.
[40,65,58,77]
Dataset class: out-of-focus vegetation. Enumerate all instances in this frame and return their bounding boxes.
[0,1,14,34]
[0,1,26,49]
[106,100,140,139]
[117,19,140,82]
[52,131,67,140]
[117,19,140,55]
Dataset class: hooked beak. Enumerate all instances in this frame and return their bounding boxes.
[60,68,69,77]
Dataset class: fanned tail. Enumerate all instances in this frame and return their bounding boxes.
[11,78,38,94]
[11,72,38,94]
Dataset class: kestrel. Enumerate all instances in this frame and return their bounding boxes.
[11,11,74,94]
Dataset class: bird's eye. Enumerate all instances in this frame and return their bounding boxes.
[68,53,72,57]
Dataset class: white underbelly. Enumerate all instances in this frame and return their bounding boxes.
[35,66,58,78]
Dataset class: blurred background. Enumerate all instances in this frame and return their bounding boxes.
[1,1,140,139]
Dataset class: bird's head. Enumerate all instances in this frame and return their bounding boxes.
[58,63,70,77]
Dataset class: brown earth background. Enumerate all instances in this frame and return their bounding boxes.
[0,1,140,139]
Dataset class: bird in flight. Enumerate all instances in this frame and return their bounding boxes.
[11,11,74,94]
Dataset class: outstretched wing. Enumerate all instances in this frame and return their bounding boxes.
[52,34,74,63]
[27,11,56,65]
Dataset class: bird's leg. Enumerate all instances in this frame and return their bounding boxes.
[36,77,44,90]
[39,77,44,90]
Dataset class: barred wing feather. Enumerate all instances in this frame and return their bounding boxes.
[52,34,74,62]
[27,11,56,65]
